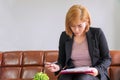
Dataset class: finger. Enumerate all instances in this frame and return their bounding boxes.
[45,65,50,68]
[44,62,51,65]
[50,63,55,67]
[48,68,56,72]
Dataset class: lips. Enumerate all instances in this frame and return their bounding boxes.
[74,33,81,35]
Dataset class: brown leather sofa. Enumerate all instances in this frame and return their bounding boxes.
[0,50,120,80]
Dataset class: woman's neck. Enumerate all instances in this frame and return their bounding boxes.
[74,33,86,44]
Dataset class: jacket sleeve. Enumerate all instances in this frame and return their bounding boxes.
[55,32,67,75]
[94,28,111,78]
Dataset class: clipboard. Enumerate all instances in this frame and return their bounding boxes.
[60,66,93,74]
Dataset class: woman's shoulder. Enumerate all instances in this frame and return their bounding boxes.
[89,27,103,34]
[88,27,105,39]
[60,31,69,37]
[89,27,102,31]
[60,31,71,40]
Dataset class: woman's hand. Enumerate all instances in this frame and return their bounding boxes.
[87,67,99,76]
[44,62,60,72]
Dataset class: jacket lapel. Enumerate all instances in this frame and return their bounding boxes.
[86,30,95,65]
[65,37,73,64]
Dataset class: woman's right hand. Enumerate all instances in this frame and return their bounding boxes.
[44,62,60,72]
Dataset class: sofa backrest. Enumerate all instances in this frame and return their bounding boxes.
[1,51,23,79]
[0,50,120,80]
[0,50,58,80]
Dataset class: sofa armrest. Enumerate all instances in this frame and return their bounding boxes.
[109,50,120,80]
[110,50,120,66]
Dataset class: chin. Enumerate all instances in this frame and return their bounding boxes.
[75,34,81,36]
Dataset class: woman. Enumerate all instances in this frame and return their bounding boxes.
[45,4,111,80]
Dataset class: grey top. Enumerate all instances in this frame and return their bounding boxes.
[71,37,92,67]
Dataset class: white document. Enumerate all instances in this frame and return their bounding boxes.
[60,66,93,74]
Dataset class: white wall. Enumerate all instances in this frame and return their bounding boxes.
[114,1,120,50]
[0,0,120,51]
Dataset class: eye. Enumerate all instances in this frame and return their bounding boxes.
[78,25,82,28]
[70,25,75,28]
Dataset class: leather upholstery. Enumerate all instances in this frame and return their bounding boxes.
[0,50,120,80]
[1,67,21,79]
[109,50,120,80]
[0,50,58,80]
[2,51,22,67]
[44,51,58,80]
[23,51,44,66]
[21,66,43,79]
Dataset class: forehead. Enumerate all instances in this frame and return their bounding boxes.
[71,18,83,26]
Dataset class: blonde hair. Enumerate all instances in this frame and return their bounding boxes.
[65,4,91,38]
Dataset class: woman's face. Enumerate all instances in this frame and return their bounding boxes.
[70,18,86,37]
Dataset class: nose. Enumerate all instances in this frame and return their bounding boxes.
[75,27,79,32]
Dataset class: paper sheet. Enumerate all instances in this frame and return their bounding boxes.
[60,66,93,74]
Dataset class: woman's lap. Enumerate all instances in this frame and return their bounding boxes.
[58,74,73,80]
[58,74,99,80]
[74,74,99,80]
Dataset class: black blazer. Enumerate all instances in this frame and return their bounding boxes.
[56,27,111,80]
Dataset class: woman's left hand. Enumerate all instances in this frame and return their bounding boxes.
[87,67,98,76]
